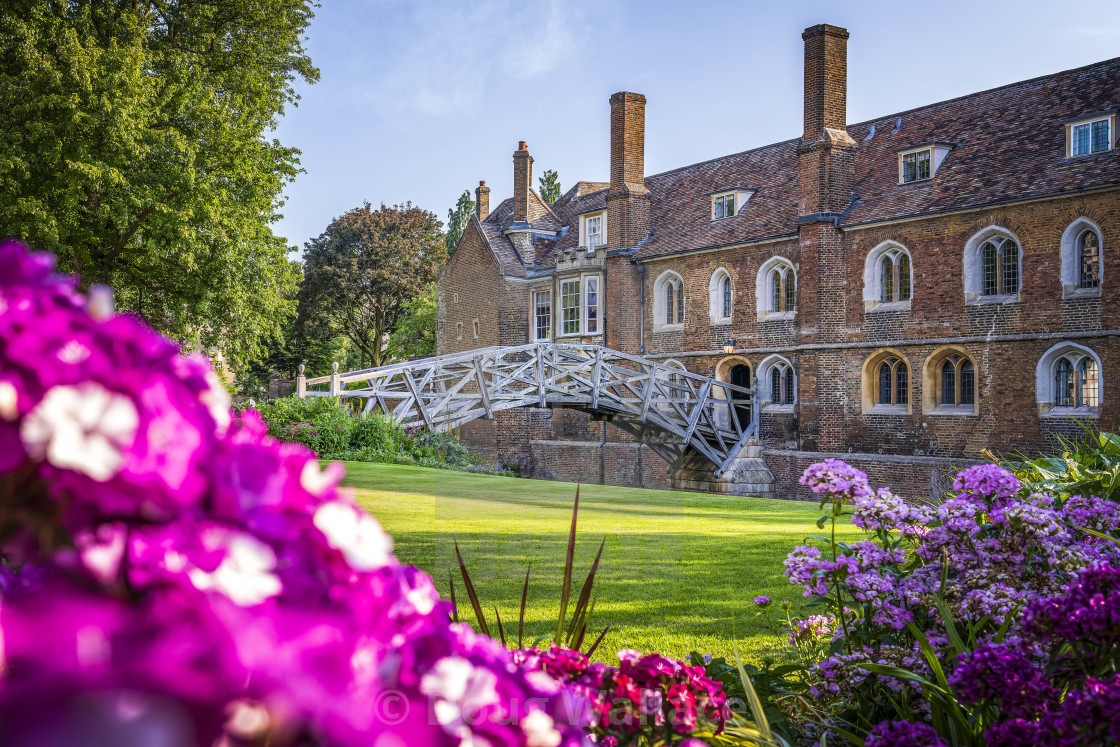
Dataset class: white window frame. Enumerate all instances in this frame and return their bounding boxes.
[557,274,602,337]
[652,271,685,331]
[898,147,932,183]
[559,278,582,336]
[1068,114,1115,158]
[580,211,606,251]
[708,268,733,323]
[583,275,599,335]
[711,192,737,220]
[755,257,796,320]
[1036,342,1103,417]
[531,288,552,341]
[1060,218,1104,298]
[963,226,1023,305]
[863,241,913,311]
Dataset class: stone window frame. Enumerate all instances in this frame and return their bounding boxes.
[657,359,688,414]
[963,226,1023,305]
[1036,342,1103,418]
[456,322,463,340]
[922,346,979,416]
[861,348,912,415]
[472,319,480,339]
[530,287,552,342]
[757,354,796,412]
[1060,218,1104,298]
[756,257,796,320]
[863,241,913,312]
[652,270,686,331]
[708,268,733,324]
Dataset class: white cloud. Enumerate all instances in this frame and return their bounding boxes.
[362,0,605,117]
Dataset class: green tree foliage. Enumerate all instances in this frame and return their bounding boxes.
[0,0,318,369]
[445,189,474,255]
[538,169,561,204]
[386,285,436,362]
[299,202,445,369]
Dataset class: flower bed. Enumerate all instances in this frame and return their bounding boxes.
[731,456,1120,745]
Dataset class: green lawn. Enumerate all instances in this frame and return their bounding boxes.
[342,462,857,664]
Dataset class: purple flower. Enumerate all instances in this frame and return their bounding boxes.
[866,720,948,747]
[950,643,1054,719]
[952,463,1021,503]
[800,459,873,501]
[752,595,771,608]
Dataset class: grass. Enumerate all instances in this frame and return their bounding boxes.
[342,462,858,664]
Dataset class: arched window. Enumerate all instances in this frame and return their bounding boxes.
[922,347,979,414]
[863,242,913,309]
[1060,219,1104,296]
[965,227,1021,302]
[653,272,685,328]
[873,357,908,408]
[1036,342,1103,415]
[756,258,796,318]
[708,269,733,322]
[1080,229,1101,289]
[757,355,795,409]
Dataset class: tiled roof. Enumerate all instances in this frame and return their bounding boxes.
[840,57,1120,226]
[480,55,1120,271]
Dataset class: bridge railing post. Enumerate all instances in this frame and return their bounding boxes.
[296,364,306,399]
[329,362,342,397]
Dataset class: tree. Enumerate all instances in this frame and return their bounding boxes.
[0,1,318,370]
[386,285,436,362]
[445,189,474,255]
[299,203,445,369]
[538,169,562,204]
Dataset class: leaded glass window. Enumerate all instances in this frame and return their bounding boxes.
[1080,229,1101,289]
[561,279,581,335]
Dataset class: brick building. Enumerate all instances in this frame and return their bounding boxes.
[436,23,1120,500]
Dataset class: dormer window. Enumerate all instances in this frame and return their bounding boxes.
[896,143,953,184]
[580,211,606,250]
[712,192,736,220]
[901,149,931,183]
[1067,113,1115,157]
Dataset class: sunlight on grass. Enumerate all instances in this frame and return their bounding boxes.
[342,462,859,663]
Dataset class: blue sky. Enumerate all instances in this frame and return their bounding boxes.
[271,0,1120,254]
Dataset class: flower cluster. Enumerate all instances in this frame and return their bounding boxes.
[0,242,589,746]
[952,463,1021,503]
[798,458,873,502]
[865,720,948,747]
[949,643,1055,719]
[513,646,730,742]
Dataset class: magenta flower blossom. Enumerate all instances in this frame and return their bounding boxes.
[0,241,591,747]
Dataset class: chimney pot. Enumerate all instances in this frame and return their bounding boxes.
[518,141,528,151]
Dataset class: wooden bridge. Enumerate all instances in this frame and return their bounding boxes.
[296,343,758,477]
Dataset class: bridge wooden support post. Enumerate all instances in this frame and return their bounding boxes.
[473,357,493,419]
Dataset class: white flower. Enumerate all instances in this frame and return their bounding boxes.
[199,360,231,436]
[301,460,342,496]
[188,534,282,606]
[20,382,139,481]
[313,500,393,571]
[520,711,562,747]
[420,656,500,743]
[0,381,17,420]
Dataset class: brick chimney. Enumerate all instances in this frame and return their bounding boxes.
[512,141,532,224]
[475,180,490,221]
[606,92,650,249]
[802,24,849,140]
[798,24,856,218]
